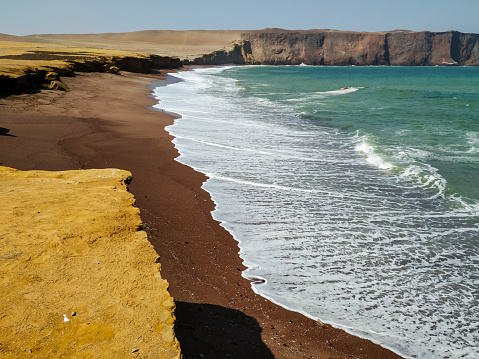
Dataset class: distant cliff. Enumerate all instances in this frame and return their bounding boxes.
[188,29,479,66]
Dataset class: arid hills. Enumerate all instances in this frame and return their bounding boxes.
[2,28,478,66]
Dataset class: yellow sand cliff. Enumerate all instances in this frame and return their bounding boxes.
[0,41,180,75]
[0,41,181,94]
[0,166,181,358]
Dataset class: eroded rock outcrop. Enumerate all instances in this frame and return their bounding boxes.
[48,79,70,91]
[0,49,182,95]
[45,71,60,81]
[183,41,255,65]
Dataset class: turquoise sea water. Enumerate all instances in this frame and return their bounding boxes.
[153,66,479,358]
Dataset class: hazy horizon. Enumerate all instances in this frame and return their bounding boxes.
[1,0,477,36]
[3,27,479,38]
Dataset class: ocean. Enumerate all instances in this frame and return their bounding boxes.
[152,66,479,359]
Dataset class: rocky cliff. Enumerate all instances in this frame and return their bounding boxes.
[188,29,479,66]
[185,41,254,65]
[0,43,181,94]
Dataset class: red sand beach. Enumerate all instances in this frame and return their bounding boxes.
[0,69,404,358]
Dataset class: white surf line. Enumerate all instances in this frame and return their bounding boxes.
[175,136,275,155]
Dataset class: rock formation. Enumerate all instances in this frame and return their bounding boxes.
[0,47,182,95]
[48,79,70,91]
[188,41,255,65]
[45,71,60,81]
[187,29,479,66]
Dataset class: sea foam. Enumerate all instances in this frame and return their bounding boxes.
[154,66,479,359]
[354,138,395,170]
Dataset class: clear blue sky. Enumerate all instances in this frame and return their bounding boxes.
[1,0,478,36]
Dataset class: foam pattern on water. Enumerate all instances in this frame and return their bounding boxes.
[153,67,479,359]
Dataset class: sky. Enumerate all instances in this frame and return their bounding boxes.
[1,0,478,36]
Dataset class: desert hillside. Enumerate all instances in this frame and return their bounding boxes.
[1,30,244,60]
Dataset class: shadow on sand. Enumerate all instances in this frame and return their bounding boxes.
[174,301,274,358]
[0,127,15,137]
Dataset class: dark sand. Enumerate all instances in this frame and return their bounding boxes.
[0,70,404,359]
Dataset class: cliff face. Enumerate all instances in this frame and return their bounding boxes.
[189,29,479,66]
[386,31,459,65]
[242,31,389,65]
[183,41,254,65]
[0,44,182,95]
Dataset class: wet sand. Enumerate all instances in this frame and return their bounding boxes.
[0,70,404,358]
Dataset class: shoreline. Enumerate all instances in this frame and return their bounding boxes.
[151,68,409,358]
[0,69,404,358]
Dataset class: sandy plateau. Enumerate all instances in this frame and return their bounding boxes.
[0,166,181,358]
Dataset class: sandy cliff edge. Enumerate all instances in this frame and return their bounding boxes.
[0,166,181,358]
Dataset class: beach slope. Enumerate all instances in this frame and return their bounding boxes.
[0,66,404,358]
